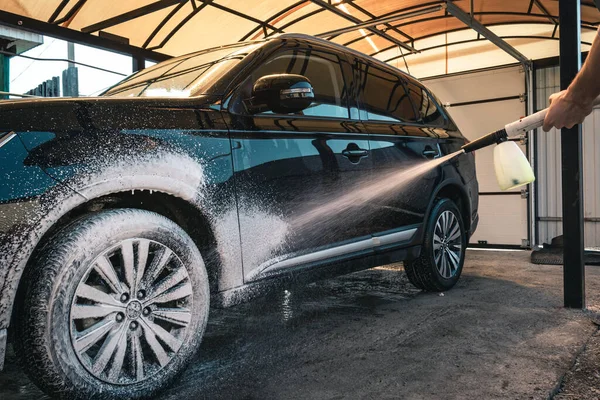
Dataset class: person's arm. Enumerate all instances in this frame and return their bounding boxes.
[542,27,600,132]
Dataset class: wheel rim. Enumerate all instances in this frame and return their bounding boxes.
[70,239,193,385]
[433,210,463,279]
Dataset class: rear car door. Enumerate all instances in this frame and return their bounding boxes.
[223,43,373,281]
[355,60,445,236]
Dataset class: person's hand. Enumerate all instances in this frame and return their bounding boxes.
[542,90,593,132]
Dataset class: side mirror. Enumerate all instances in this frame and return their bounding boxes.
[251,74,314,114]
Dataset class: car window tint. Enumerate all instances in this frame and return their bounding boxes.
[405,79,446,126]
[251,49,349,118]
[361,64,417,123]
[104,43,260,97]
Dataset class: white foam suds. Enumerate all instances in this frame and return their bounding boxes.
[75,151,207,203]
[211,207,244,289]
[239,204,290,276]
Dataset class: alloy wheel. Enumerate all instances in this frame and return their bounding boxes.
[70,239,193,385]
[433,210,463,279]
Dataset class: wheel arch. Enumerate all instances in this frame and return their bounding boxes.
[7,185,230,347]
[26,190,222,291]
[425,180,472,235]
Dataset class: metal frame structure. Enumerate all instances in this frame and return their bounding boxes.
[0,10,170,62]
[445,1,531,69]
[329,3,599,58]
[308,0,417,53]
[1,0,597,63]
[383,35,593,64]
[314,5,444,40]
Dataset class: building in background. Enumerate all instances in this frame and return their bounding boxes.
[0,25,42,98]
[6,28,133,98]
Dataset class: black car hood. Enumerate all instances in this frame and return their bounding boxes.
[0,95,223,133]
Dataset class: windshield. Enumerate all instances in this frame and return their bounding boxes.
[103,43,262,98]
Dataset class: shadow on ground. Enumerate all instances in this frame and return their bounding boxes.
[1,251,600,399]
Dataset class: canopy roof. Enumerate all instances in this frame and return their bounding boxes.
[1,1,600,77]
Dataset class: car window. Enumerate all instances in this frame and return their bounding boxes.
[405,79,446,126]
[360,64,417,123]
[248,49,350,118]
[103,43,261,97]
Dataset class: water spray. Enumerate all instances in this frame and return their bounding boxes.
[287,95,600,234]
[459,95,600,191]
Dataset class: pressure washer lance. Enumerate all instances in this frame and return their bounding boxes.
[459,95,600,191]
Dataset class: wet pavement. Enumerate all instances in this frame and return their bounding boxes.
[2,250,600,399]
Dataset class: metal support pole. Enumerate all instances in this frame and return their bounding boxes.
[559,0,585,309]
[0,54,9,100]
[132,55,145,72]
[527,67,536,249]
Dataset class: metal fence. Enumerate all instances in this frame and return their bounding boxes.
[25,75,60,97]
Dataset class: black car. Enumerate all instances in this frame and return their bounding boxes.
[0,34,478,399]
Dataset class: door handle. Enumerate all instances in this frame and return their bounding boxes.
[342,149,368,158]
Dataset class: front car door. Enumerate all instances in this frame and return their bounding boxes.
[223,41,373,282]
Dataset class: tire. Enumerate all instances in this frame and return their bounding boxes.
[530,248,563,265]
[404,198,467,292]
[14,209,210,400]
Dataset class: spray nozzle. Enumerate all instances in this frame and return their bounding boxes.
[461,129,508,153]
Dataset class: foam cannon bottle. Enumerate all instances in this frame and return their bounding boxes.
[460,95,600,191]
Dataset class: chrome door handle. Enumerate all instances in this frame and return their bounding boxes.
[342,149,368,158]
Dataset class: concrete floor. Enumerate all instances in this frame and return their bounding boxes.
[2,250,600,399]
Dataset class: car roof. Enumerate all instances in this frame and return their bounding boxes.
[266,33,420,82]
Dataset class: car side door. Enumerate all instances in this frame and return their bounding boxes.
[222,42,373,282]
[355,60,445,237]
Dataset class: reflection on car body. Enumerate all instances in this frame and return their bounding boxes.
[0,34,478,399]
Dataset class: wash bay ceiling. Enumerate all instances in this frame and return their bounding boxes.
[1,1,600,76]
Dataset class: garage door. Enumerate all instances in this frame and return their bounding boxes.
[535,65,600,248]
[424,66,529,247]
